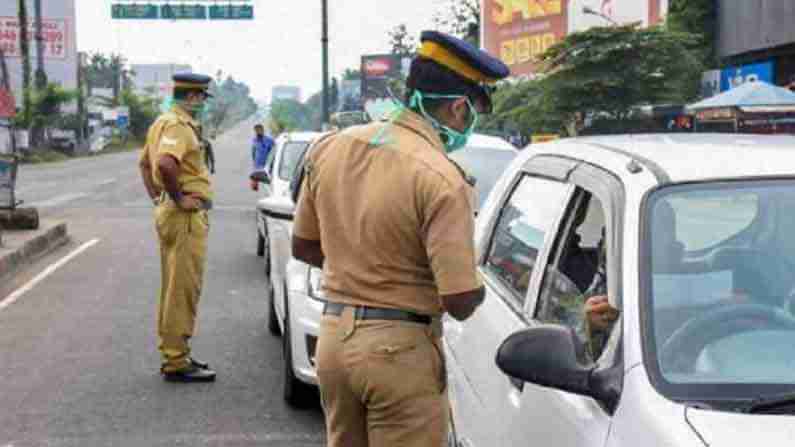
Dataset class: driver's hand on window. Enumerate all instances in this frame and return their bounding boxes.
[250,179,259,191]
[585,295,619,331]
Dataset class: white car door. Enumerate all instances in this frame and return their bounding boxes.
[504,162,622,447]
[446,173,574,447]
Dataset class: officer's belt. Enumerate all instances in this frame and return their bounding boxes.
[323,302,431,325]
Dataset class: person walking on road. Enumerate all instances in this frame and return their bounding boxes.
[138,73,216,383]
[292,31,509,446]
[250,124,274,191]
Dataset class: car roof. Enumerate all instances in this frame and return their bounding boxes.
[466,133,517,151]
[523,133,795,183]
[281,131,322,143]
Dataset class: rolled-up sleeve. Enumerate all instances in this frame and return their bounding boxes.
[421,180,480,296]
[293,173,321,241]
[157,125,190,163]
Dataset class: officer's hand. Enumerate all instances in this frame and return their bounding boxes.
[250,179,259,191]
[585,295,619,331]
[178,193,203,211]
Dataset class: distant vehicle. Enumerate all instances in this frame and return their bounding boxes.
[255,133,519,407]
[444,133,795,447]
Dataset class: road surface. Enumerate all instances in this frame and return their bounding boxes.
[0,120,326,446]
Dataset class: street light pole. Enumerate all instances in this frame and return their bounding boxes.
[583,6,619,26]
[321,0,330,127]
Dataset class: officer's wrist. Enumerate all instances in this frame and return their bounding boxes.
[168,190,184,204]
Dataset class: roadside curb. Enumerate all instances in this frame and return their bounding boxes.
[0,222,70,283]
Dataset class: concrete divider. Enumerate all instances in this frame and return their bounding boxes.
[0,222,69,282]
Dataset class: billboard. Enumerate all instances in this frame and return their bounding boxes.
[482,0,568,76]
[720,60,775,92]
[483,1,669,76]
[0,17,68,59]
[360,54,410,120]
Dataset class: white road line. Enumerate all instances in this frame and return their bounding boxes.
[0,239,100,312]
[96,178,118,186]
[27,192,89,208]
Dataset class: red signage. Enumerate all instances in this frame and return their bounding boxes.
[0,17,69,60]
[363,58,394,77]
[0,88,15,119]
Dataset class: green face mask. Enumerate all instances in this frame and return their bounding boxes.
[410,90,478,153]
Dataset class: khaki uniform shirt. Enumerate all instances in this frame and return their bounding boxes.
[293,109,480,317]
[140,105,212,200]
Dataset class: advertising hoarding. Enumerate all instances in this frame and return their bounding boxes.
[360,54,408,120]
[720,60,775,92]
[482,1,669,77]
[0,16,68,60]
[482,0,567,76]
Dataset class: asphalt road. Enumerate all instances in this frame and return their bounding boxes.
[0,120,326,446]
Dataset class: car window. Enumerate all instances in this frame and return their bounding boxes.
[448,147,517,210]
[278,141,310,181]
[536,192,613,361]
[483,175,570,307]
[666,193,758,252]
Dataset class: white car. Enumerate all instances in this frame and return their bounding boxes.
[259,133,518,407]
[253,132,320,331]
[445,133,795,447]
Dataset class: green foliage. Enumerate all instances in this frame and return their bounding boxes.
[269,99,312,133]
[432,0,480,47]
[667,0,717,67]
[388,24,417,57]
[203,75,258,133]
[85,53,133,104]
[28,83,77,130]
[120,89,159,139]
[537,24,702,133]
[479,79,565,136]
[342,69,361,81]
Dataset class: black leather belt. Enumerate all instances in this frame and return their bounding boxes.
[323,302,431,325]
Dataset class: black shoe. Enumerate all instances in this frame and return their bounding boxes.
[190,357,210,369]
[162,365,216,383]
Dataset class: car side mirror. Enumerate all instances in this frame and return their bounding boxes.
[250,169,271,184]
[496,325,620,410]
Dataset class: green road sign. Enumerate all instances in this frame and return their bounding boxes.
[209,5,254,20]
[161,4,207,20]
[111,4,158,20]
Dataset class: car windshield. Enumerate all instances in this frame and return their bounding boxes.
[643,180,795,402]
[278,141,311,181]
[448,147,517,210]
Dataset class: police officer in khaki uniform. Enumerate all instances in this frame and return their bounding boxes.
[138,73,216,382]
[292,31,509,446]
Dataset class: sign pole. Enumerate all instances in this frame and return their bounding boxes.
[321,0,330,126]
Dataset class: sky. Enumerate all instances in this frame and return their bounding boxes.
[76,0,451,102]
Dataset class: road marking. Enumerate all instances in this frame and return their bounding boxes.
[96,178,118,187]
[27,192,89,208]
[0,239,100,312]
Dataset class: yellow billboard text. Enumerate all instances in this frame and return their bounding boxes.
[492,0,562,26]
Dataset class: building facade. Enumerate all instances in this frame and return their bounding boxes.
[131,63,193,98]
[0,0,78,106]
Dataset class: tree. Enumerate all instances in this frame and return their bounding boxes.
[667,0,718,69]
[269,99,311,132]
[433,0,480,47]
[536,24,702,135]
[18,0,32,126]
[342,68,361,81]
[120,89,158,139]
[33,0,47,90]
[29,83,78,141]
[388,24,417,57]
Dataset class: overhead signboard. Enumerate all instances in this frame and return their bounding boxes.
[161,4,207,20]
[209,5,254,20]
[111,4,158,20]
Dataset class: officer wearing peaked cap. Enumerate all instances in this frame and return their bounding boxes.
[139,73,216,382]
[292,31,509,446]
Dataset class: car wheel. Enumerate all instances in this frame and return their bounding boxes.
[266,277,280,336]
[282,301,316,408]
[256,232,265,257]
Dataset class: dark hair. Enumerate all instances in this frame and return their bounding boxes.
[254,124,264,130]
[405,56,490,113]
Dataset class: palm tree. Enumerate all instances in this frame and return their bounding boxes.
[17,0,32,126]
[33,0,47,90]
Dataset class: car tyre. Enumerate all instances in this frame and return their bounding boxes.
[256,232,265,257]
[266,277,280,336]
[282,301,316,408]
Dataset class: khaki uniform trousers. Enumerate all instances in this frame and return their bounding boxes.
[317,308,449,447]
[154,202,209,372]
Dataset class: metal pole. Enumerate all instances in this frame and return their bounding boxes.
[321,0,330,127]
[34,0,47,89]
